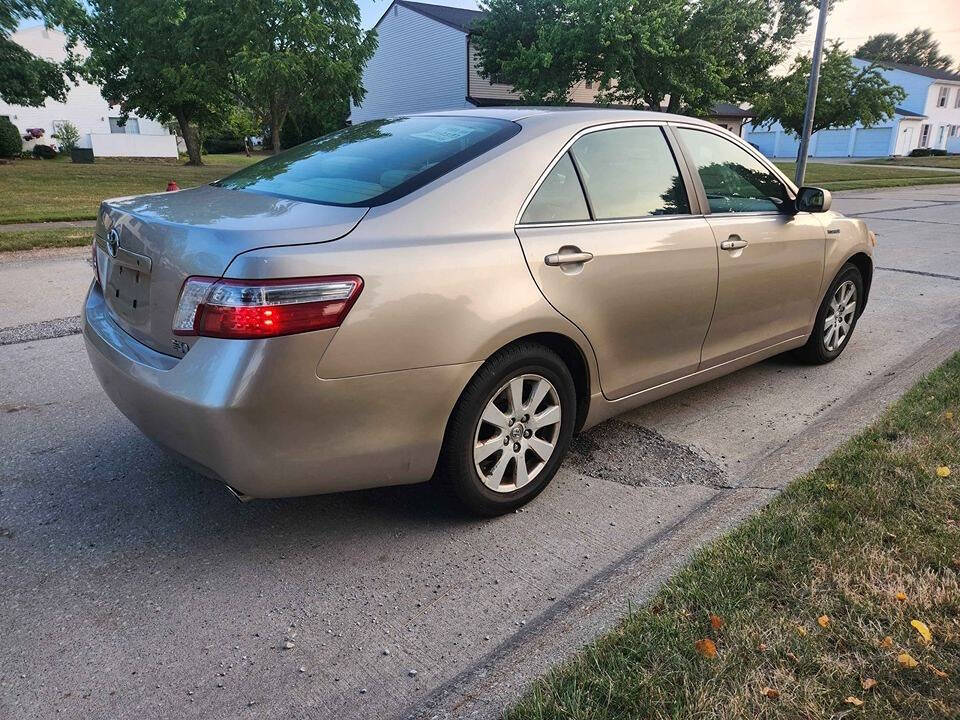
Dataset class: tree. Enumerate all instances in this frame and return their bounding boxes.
[225,0,376,154]
[57,0,234,165]
[751,42,906,152]
[0,0,68,105]
[473,0,815,113]
[856,28,955,72]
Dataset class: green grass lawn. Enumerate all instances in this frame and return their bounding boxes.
[855,156,960,170]
[775,161,960,191]
[509,353,960,720]
[0,153,259,224]
[0,227,93,253]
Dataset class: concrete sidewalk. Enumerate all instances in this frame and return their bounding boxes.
[0,219,97,233]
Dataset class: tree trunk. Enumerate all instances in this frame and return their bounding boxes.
[269,97,285,154]
[175,111,202,166]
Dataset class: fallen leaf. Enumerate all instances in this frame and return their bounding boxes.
[896,591,907,602]
[927,664,948,679]
[695,638,717,659]
[880,636,893,649]
[936,466,951,477]
[796,625,807,637]
[861,678,877,690]
[898,653,919,669]
[824,482,837,490]
[761,686,780,699]
[945,411,954,420]
[911,620,932,644]
[709,613,725,630]
[785,651,799,662]
[845,696,864,707]
[817,615,830,628]
[758,643,767,652]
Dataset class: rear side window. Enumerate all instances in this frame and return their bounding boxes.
[214,116,520,207]
[520,154,590,224]
[569,126,690,219]
[676,128,789,213]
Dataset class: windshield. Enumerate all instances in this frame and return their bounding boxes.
[214,116,520,207]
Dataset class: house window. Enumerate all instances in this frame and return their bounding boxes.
[937,86,949,107]
[919,123,931,147]
[109,117,140,134]
[955,91,960,109]
[937,125,946,147]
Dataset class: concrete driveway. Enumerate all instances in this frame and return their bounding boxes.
[2,185,959,719]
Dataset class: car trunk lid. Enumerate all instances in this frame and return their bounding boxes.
[95,184,367,357]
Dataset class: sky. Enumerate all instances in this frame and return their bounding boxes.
[17,0,960,64]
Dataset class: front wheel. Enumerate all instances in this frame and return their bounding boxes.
[438,342,576,516]
[794,262,864,364]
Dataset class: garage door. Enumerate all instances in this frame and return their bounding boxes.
[852,128,892,157]
[813,129,852,157]
[745,131,776,156]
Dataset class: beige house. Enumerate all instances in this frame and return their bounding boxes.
[351,0,752,136]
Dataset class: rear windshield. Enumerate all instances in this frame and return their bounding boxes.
[214,116,520,207]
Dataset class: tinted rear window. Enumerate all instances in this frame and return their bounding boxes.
[214,116,520,207]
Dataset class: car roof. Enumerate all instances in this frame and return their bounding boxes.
[408,106,719,129]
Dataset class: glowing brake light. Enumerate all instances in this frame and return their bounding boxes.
[173,275,363,339]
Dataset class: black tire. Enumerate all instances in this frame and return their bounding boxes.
[794,262,864,364]
[438,341,577,516]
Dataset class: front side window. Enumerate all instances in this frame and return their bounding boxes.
[520,153,590,224]
[676,127,789,213]
[215,116,520,207]
[568,126,690,219]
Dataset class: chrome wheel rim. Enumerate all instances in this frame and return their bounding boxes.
[473,373,562,493]
[824,280,857,352]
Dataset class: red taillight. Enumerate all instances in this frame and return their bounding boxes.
[173,275,363,339]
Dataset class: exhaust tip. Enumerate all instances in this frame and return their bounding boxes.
[223,483,255,503]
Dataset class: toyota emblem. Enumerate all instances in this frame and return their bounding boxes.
[106,227,120,257]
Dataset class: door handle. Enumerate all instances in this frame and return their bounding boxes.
[720,236,748,251]
[544,247,594,266]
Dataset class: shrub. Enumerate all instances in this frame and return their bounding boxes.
[203,135,245,154]
[0,117,22,158]
[909,147,948,157]
[32,144,58,159]
[52,121,81,154]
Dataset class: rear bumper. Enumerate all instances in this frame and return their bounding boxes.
[82,283,480,497]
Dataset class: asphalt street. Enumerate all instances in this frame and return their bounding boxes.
[2,185,959,719]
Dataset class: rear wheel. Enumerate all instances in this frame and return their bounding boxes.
[795,263,863,364]
[438,342,576,515]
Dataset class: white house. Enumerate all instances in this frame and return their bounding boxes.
[350,0,755,136]
[745,60,960,158]
[0,26,177,158]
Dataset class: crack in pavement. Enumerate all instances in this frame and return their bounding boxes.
[0,316,82,345]
[876,266,960,282]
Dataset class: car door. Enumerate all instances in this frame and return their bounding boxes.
[673,126,826,368]
[515,124,718,400]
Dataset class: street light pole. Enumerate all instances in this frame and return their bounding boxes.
[795,0,829,186]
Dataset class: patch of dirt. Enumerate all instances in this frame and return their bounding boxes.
[566,420,727,488]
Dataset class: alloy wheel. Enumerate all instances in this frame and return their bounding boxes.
[473,373,562,493]
[824,279,857,352]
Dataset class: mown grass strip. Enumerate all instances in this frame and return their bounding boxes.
[509,353,960,720]
[0,227,93,253]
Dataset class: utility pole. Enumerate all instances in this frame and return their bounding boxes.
[795,0,829,186]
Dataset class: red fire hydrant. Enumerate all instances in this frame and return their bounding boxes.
[166,180,180,192]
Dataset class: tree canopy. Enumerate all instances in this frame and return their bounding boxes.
[223,0,376,153]
[473,0,816,113]
[57,0,233,164]
[856,28,956,72]
[751,42,906,140]
[0,0,68,106]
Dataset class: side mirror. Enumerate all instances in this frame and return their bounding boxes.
[796,186,832,213]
